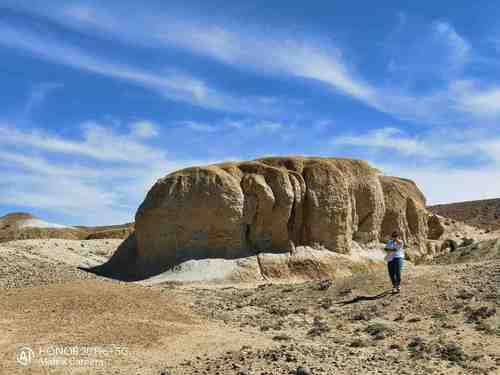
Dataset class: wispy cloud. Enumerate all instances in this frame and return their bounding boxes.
[451,80,500,117]
[176,118,286,134]
[431,21,471,72]
[22,82,63,118]
[4,3,376,107]
[13,3,498,124]
[130,120,159,139]
[333,127,439,157]
[334,126,500,204]
[0,121,214,224]
[0,122,165,163]
[378,163,500,205]
[178,121,219,133]
[48,3,375,102]
[0,23,279,115]
[332,126,500,162]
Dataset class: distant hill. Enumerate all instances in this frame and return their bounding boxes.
[428,198,500,231]
[0,212,133,243]
[0,212,73,230]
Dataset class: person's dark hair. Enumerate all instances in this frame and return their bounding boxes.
[391,231,399,238]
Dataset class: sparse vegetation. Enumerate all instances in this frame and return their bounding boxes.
[364,322,393,338]
[431,312,449,321]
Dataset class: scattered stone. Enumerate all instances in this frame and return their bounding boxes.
[456,289,474,300]
[308,317,330,337]
[317,279,332,291]
[319,298,333,309]
[296,366,312,375]
[350,338,368,348]
[407,337,426,353]
[272,334,292,341]
[352,311,371,321]
[460,237,475,247]
[439,342,467,363]
[365,323,392,338]
[465,306,496,323]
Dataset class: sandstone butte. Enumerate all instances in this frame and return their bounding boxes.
[95,156,440,281]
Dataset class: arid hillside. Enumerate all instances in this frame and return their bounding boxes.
[0,212,133,243]
[429,199,500,231]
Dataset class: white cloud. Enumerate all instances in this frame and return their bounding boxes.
[253,121,283,132]
[5,3,376,108]
[378,163,500,205]
[179,121,219,133]
[22,82,63,117]
[26,3,497,123]
[176,119,286,134]
[7,4,497,123]
[130,120,159,139]
[0,122,216,225]
[333,125,500,164]
[0,23,278,115]
[337,126,500,205]
[333,127,438,157]
[431,21,471,70]
[0,122,164,163]
[451,80,500,117]
[56,4,373,101]
[463,89,500,116]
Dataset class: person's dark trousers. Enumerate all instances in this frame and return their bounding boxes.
[388,258,404,287]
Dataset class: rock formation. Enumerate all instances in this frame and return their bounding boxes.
[427,214,445,240]
[98,157,431,279]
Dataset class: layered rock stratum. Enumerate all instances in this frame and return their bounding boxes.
[97,157,435,280]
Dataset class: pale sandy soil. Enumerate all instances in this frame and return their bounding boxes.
[0,237,498,374]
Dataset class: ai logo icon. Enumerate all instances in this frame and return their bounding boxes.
[16,346,34,366]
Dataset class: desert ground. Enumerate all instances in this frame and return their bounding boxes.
[0,231,498,374]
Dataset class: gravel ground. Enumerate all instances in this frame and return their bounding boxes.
[159,259,499,375]
[0,238,498,374]
[0,239,122,288]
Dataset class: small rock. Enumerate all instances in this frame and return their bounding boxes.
[272,334,292,341]
[350,339,368,348]
[296,366,312,375]
[317,279,332,290]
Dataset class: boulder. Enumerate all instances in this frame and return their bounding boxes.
[101,157,431,279]
[428,214,445,240]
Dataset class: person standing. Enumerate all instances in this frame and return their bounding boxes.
[385,231,404,293]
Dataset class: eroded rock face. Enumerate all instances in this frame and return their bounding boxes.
[379,176,428,243]
[130,157,429,273]
[379,176,429,260]
[427,215,446,240]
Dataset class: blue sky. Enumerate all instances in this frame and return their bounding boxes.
[1,1,500,225]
